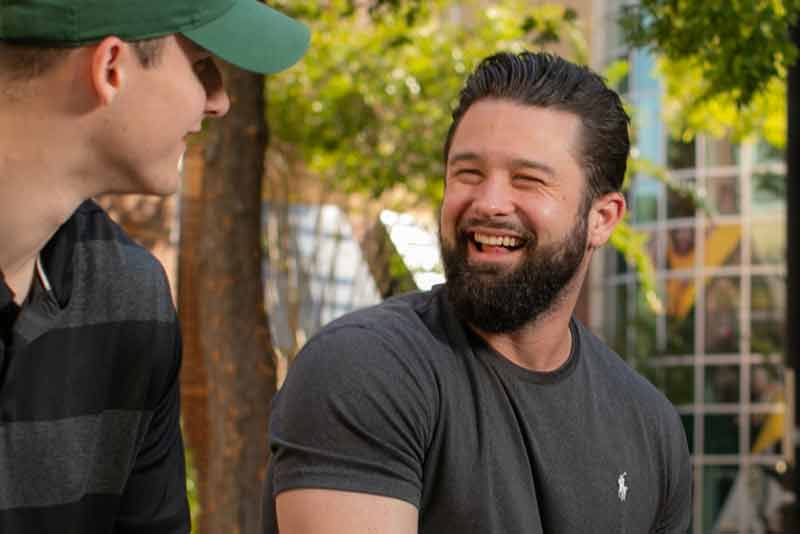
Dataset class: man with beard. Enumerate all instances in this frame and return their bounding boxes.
[264,52,691,534]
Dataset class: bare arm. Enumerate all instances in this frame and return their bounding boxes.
[276,489,418,534]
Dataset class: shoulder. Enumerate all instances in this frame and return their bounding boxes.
[277,289,446,418]
[327,288,441,329]
[574,320,680,428]
[70,200,168,280]
[34,202,181,413]
[268,293,447,509]
[75,202,180,401]
[329,288,440,332]
[49,201,179,390]
[60,200,175,322]
[293,289,443,376]
[301,289,453,377]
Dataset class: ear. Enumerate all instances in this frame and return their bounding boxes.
[89,36,128,106]
[587,191,626,249]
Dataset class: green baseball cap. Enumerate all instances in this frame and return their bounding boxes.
[0,0,310,74]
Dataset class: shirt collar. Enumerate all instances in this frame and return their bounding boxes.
[0,272,13,309]
[0,271,21,336]
[39,210,77,309]
[35,254,53,293]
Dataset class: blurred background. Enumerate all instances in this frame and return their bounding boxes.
[98,1,799,532]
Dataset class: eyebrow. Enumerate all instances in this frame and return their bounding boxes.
[448,151,555,177]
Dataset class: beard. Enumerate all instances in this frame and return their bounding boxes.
[440,214,588,334]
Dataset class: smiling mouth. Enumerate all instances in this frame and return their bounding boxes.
[471,232,526,252]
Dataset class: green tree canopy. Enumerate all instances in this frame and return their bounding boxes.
[620,0,800,147]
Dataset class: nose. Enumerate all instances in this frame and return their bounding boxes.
[206,84,230,117]
[202,60,231,118]
[472,175,515,218]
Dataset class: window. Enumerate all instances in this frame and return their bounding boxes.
[751,276,785,356]
[667,136,696,170]
[704,277,740,354]
[707,177,739,216]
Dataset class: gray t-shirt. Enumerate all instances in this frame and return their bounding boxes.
[264,286,691,533]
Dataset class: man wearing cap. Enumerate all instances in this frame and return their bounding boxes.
[0,1,308,532]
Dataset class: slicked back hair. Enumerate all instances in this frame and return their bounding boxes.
[0,37,165,82]
[444,52,630,203]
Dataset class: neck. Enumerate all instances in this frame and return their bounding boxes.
[0,101,94,302]
[0,169,82,303]
[473,306,575,373]
[470,262,590,373]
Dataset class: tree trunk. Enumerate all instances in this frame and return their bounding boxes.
[178,140,210,533]
[179,63,276,534]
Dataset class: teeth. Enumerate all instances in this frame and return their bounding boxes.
[474,232,520,247]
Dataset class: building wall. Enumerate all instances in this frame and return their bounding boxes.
[590,1,793,532]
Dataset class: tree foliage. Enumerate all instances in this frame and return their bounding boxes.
[621,0,800,105]
[620,0,800,147]
[657,57,787,148]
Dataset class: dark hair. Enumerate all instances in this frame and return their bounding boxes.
[0,36,165,81]
[444,52,630,201]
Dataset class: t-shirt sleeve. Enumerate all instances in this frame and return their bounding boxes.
[654,408,692,533]
[268,324,438,508]
[115,323,191,534]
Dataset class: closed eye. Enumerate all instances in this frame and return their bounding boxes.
[512,174,545,186]
[453,168,483,184]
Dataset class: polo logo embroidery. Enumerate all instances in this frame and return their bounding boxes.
[618,472,628,501]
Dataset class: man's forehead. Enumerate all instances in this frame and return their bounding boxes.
[449,101,583,167]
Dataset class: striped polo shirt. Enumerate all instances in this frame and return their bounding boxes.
[0,200,190,533]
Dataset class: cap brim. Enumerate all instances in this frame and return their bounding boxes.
[183,1,309,74]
